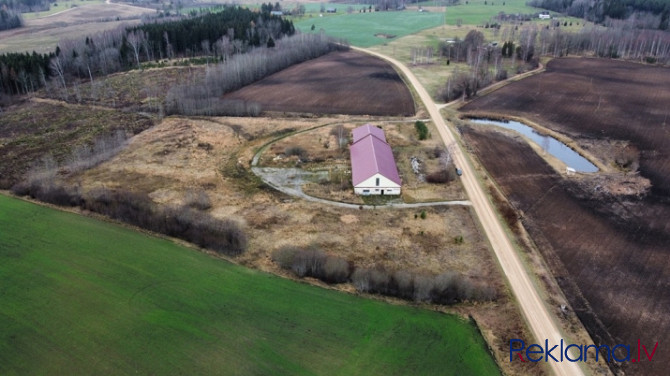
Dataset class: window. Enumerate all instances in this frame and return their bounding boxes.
[363,189,370,194]
[376,178,380,186]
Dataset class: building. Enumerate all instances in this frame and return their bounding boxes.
[326,7,337,13]
[539,12,551,19]
[349,124,401,195]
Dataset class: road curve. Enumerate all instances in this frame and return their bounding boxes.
[354,46,586,376]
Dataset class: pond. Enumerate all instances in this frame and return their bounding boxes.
[469,118,598,173]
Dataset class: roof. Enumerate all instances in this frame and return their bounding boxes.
[352,124,386,144]
[350,133,401,186]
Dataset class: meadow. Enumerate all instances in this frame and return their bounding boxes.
[0,194,500,376]
[295,10,446,47]
[295,0,547,47]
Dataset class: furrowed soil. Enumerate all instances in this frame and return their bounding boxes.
[223,50,416,117]
[460,57,670,375]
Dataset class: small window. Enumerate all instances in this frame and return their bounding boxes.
[376,178,380,186]
[363,189,370,193]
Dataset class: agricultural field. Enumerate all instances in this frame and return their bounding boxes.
[459,58,670,376]
[223,50,416,116]
[0,1,151,53]
[0,194,501,376]
[295,10,446,47]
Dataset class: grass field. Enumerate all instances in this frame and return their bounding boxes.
[20,0,104,19]
[295,11,446,47]
[0,194,500,375]
[441,0,541,25]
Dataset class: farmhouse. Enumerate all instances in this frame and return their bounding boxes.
[539,12,551,19]
[326,7,337,13]
[350,124,401,195]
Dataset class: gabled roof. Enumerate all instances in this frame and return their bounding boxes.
[350,133,401,186]
[352,124,386,144]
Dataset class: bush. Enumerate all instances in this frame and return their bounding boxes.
[272,246,351,283]
[415,121,429,140]
[184,189,212,210]
[426,168,456,184]
[284,146,308,161]
[322,256,350,283]
[81,188,247,256]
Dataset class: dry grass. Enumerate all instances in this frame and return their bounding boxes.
[0,2,151,53]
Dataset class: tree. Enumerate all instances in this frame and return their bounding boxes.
[267,37,275,48]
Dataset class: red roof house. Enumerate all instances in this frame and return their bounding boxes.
[349,124,401,195]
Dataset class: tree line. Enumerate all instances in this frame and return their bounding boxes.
[272,245,497,304]
[528,0,669,29]
[0,0,49,13]
[0,8,23,31]
[437,21,670,101]
[0,4,296,96]
[165,33,347,116]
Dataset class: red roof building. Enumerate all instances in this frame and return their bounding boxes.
[349,124,401,195]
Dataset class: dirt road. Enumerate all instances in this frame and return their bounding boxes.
[354,47,587,376]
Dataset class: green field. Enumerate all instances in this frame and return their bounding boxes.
[0,195,500,375]
[296,11,446,47]
[440,0,542,25]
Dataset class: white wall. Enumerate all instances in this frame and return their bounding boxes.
[354,173,401,195]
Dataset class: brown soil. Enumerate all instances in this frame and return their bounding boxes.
[461,124,670,376]
[223,50,416,116]
[460,58,670,376]
[461,57,670,196]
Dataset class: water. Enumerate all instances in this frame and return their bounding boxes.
[469,118,599,173]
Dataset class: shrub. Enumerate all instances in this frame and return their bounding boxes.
[285,146,308,160]
[415,121,429,140]
[322,256,350,283]
[426,168,456,184]
[184,189,212,210]
[420,210,427,219]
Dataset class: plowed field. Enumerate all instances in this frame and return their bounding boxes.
[223,50,415,116]
[460,58,670,376]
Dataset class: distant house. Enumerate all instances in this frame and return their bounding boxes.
[270,10,283,16]
[326,7,337,13]
[349,124,401,195]
[539,12,551,19]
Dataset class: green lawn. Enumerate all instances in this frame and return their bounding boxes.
[296,11,447,47]
[0,194,500,376]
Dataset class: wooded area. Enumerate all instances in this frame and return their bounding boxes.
[529,0,669,29]
[0,5,295,95]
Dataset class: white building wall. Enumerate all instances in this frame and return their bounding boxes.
[354,173,401,195]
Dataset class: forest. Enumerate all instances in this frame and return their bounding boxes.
[0,5,295,95]
[528,0,669,29]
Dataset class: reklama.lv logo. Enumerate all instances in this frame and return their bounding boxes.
[510,339,659,363]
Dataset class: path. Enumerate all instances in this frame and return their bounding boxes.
[353,46,586,376]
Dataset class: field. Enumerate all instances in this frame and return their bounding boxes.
[0,194,500,375]
[0,2,151,53]
[224,50,415,116]
[459,58,670,376]
[295,10,446,47]
[0,99,155,189]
